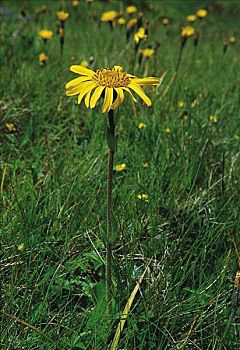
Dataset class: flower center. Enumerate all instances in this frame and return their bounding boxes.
[92,67,131,88]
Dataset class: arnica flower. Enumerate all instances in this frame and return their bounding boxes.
[134,27,147,45]
[80,60,89,68]
[181,26,195,38]
[127,17,137,30]
[118,17,126,25]
[164,127,171,133]
[228,36,236,44]
[38,29,53,40]
[72,0,79,7]
[66,65,160,113]
[143,162,149,168]
[101,10,119,22]
[186,15,196,22]
[138,122,146,129]
[196,9,208,18]
[162,17,170,25]
[137,194,149,202]
[178,100,185,108]
[126,5,137,15]
[57,10,69,22]
[5,122,16,132]
[115,163,126,172]
[139,48,155,58]
[38,52,48,64]
[209,115,218,123]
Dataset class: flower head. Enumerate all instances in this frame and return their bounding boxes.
[57,11,69,22]
[196,9,208,18]
[118,17,126,25]
[38,29,53,40]
[134,27,147,44]
[115,163,127,172]
[228,36,236,44]
[137,194,149,202]
[80,60,89,68]
[138,122,146,129]
[66,65,160,113]
[5,122,16,132]
[139,48,155,58]
[186,15,196,22]
[39,52,48,64]
[101,10,119,22]
[72,0,79,7]
[178,100,185,108]
[181,26,195,38]
[126,5,137,15]
[209,115,218,123]
[127,18,137,29]
[162,17,170,25]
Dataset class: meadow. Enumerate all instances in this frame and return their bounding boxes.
[0,0,239,349]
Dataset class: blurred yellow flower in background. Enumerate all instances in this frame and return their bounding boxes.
[118,17,126,25]
[139,48,155,57]
[115,163,127,172]
[38,29,53,40]
[66,65,160,112]
[196,9,208,18]
[164,128,171,133]
[134,27,147,44]
[137,194,149,202]
[127,18,137,29]
[178,101,185,108]
[72,0,79,7]
[80,60,89,68]
[228,36,236,44]
[162,17,170,25]
[209,115,218,123]
[186,15,196,22]
[143,162,149,168]
[5,122,16,132]
[181,26,195,38]
[101,10,119,22]
[138,122,146,129]
[126,5,137,15]
[38,52,48,63]
[57,11,69,22]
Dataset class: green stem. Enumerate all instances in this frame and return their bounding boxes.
[106,109,115,314]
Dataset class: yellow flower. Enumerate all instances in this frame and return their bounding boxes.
[38,29,53,40]
[209,115,218,123]
[5,122,16,131]
[186,15,196,22]
[164,128,171,133]
[228,36,236,44]
[196,9,208,18]
[72,0,79,7]
[134,27,147,44]
[38,52,48,63]
[57,11,69,22]
[18,243,25,252]
[178,101,185,108]
[139,48,155,57]
[115,163,127,172]
[118,17,126,25]
[101,10,119,22]
[127,18,137,29]
[80,60,89,68]
[66,65,160,113]
[138,122,146,129]
[181,26,195,38]
[162,17,170,25]
[143,162,149,168]
[126,5,137,14]
[137,194,149,202]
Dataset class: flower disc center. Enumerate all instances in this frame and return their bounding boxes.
[93,67,131,88]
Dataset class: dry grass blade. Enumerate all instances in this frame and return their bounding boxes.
[110,262,150,350]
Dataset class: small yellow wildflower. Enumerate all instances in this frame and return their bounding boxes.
[118,17,126,25]
[137,194,149,202]
[101,10,119,22]
[162,17,170,25]
[186,15,196,22]
[164,128,171,133]
[126,5,137,14]
[139,48,155,58]
[138,122,146,129]
[72,0,79,7]
[228,36,236,44]
[57,11,69,22]
[115,163,127,172]
[196,9,208,18]
[181,26,195,38]
[209,115,218,123]
[178,101,185,108]
[134,27,147,44]
[18,243,25,252]
[38,29,53,40]
[143,162,149,168]
[127,18,137,29]
[80,60,89,68]
[5,122,16,132]
[39,52,48,63]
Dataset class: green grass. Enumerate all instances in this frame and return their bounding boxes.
[0,0,239,349]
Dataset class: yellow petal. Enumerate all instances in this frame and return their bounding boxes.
[122,87,138,103]
[90,86,105,108]
[102,87,113,113]
[111,88,124,110]
[70,65,95,76]
[131,77,160,85]
[85,88,94,107]
[65,76,91,89]
[128,83,152,106]
[66,80,94,96]
[77,83,96,104]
